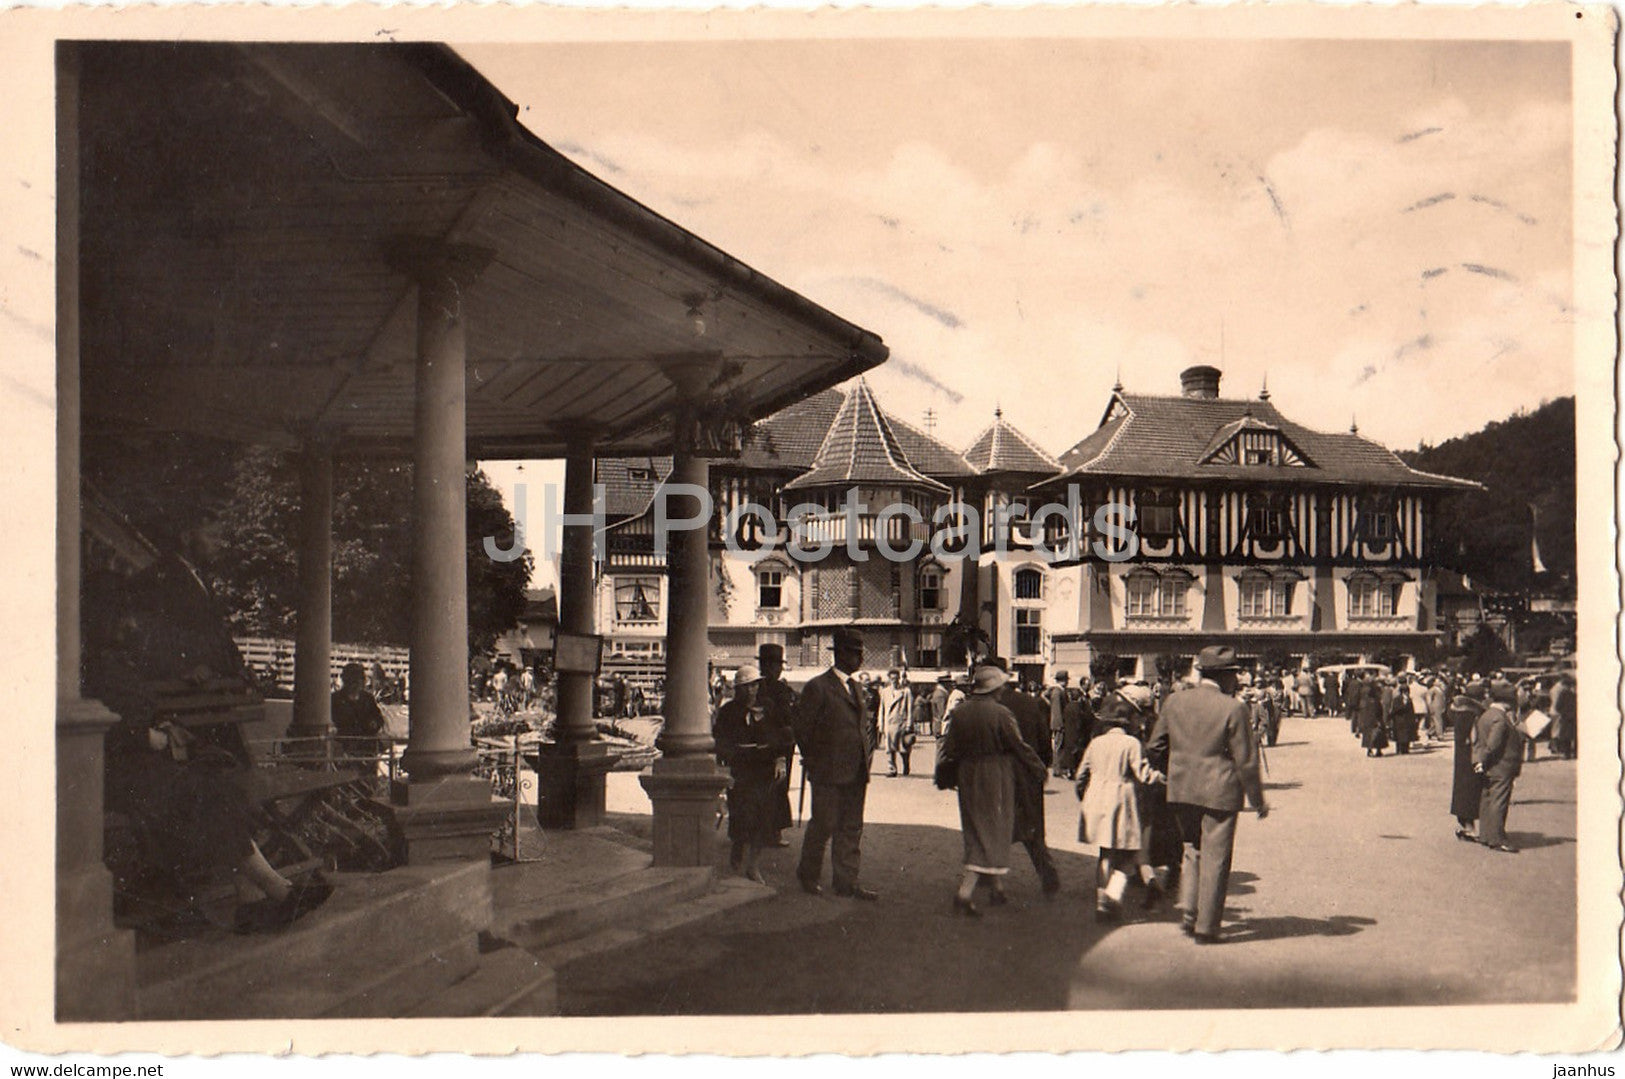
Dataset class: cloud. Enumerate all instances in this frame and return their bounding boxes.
[844,276,964,329]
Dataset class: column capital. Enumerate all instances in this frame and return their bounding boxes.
[382,236,495,288]
[660,353,731,401]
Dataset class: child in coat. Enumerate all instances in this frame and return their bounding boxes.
[1076,687,1164,921]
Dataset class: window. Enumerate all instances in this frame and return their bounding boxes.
[1246,495,1285,540]
[1245,448,1272,466]
[1160,577,1189,617]
[614,577,660,624]
[1360,499,1394,540]
[918,648,940,668]
[1014,567,1045,600]
[1240,574,1297,618]
[1140,505,1177,537]
[757,566,784,610]
[1127,574,1158,618]
[1127,572,1189,618]
[1014,608,1043,656]
[1239,576,1271,618]
[1348,576,1401,619]
[919,566,943,611]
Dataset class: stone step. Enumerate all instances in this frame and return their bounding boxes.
[529,875,771,971]
[405,945,558,1018]
[493,865,715,952]
[135,861,490,1021]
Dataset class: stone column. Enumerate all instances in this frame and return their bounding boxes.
[288,443,333,741]
[640,368,731,867]
[387,239,506,863]
[535,429,614,828]
[55,42,136,1020]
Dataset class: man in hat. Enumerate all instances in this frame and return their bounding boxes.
[1044,671,1071,776]
[1473,680,1526,853]
[929,674,953,737]
[990,657,1061,894]
[792,627,881,899]
[757,643,797,846]
[881,668,914,777]
[1149,645,1268,944]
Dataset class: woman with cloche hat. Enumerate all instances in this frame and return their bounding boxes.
[933,662,1047,916]
[713,664,795,882]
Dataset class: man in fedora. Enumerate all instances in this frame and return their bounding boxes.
[1473,679,1526,853]
[1149,645,1268,943]
[792,626,880,899]
[990,657,1061,895]
[757,643,797,846]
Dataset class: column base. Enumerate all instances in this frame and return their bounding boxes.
[56,863,136,1021]
[389,775,507,864]
[533,740,615,830]
[638,756,730,868]
[56,695,136,1021]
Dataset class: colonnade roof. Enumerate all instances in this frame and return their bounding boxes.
[75,42,887,459]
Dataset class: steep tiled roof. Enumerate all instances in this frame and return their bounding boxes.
[962,409,1062,476]
[889,416,977,479]
[597,456,671,521]
[735,389,845,471]
[1047,392,1476,490]
[783,380,949,492]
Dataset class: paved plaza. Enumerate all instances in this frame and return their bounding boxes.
[572,716,1576,1014]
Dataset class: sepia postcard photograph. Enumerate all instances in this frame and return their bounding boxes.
[0,0,1617,1065]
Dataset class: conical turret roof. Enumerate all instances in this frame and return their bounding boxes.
[783,380,948,492]
[962,408,1061,476]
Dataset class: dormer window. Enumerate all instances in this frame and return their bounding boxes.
[1244,447,1272,466]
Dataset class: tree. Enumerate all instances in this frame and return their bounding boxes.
[1459,626,1513,676]
[89,435,532,654]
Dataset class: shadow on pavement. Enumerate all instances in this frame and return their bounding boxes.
[556,820,1121,1015]
[1225,913,1377,943]
[1505,830,1575,849]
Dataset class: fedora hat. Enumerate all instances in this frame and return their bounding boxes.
[1195,645,1241,673]
[832,626,864,652]
[733,663,762,688]
[970,664,1008,694]
[757,643,784,663]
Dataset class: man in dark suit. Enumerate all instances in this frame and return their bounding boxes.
[1149,645,1268,944]
[991,657,1061,894]
[793,626,880,900]
[1473,680,1526,853]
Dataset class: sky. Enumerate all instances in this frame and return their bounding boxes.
[463,37,1575,591]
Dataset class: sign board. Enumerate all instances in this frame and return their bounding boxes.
[553,632,604,675]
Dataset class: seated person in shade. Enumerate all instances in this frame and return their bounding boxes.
[332,661,390,761]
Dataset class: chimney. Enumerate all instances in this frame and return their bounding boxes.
[1179,365,1222,399]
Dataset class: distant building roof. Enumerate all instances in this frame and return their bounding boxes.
[734,388,974,479]
[521,588,557,623]
[962,408,1062,476]
[1048,388,1477,490]
[783,380,949,493]
[597,456,671,522]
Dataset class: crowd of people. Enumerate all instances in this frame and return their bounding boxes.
[708,631,1274,941]
[708,631,1578,941]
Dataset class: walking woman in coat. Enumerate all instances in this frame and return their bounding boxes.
[1359,675,1389,757]
[1077,695,1165,921]
[934,663,1047,916]
[1448,681,1488,841]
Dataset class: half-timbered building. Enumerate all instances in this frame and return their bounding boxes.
[1031,365,1479,677]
